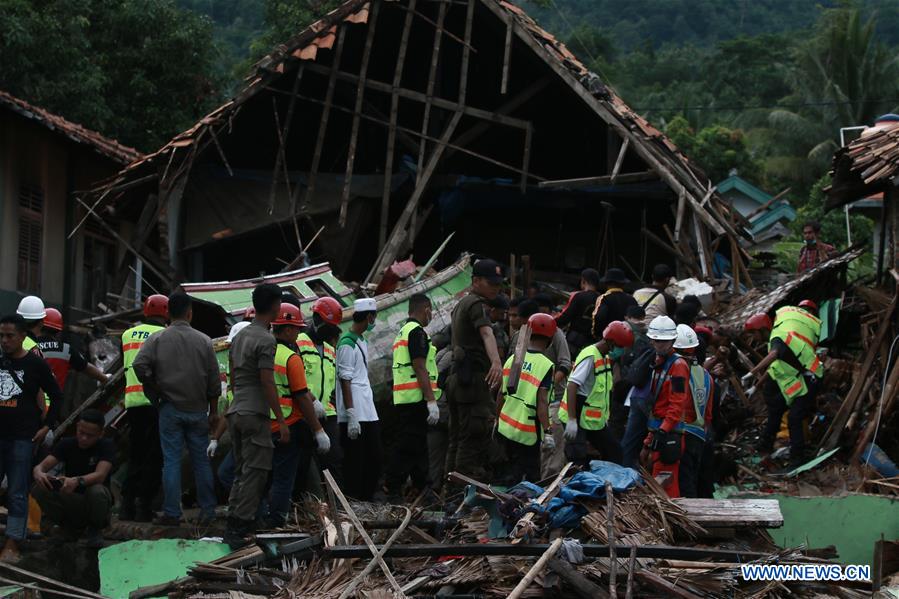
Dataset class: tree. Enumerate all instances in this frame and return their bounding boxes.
[0,0,221,151]
[664,116,760,183]
[247,0,340,59]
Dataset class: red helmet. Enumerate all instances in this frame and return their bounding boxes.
[244,306,256,320]
[272,303,304,327]
[528,313,557,338]
[144,294,169,319]
[313,297,343,326]
[744,313,772,332]
[798,299,818,313]
[603,321,634,348]
[694,324,714,339]
[44,308,64,332]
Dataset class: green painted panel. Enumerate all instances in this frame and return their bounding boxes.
[764,494,899,566]
[99,539,230,598]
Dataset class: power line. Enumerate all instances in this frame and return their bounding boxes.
[632,98,899,113]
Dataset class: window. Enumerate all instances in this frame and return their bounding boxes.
[17,183,43,293]
[81,218,116,312]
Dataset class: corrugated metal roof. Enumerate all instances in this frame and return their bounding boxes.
[0,89,141,165]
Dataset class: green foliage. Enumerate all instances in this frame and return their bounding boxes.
[790,174,875,249]
[663,116,760,183]
[0,0,221,151]
[247,0,340,60]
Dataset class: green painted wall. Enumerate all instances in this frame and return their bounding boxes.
[764,494,899,566]
[99,539,230,598]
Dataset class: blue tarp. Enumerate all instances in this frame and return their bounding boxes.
[536,462,643,529]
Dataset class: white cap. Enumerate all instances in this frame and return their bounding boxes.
[227,321,251,343]
[673,324,699,349]
[646,315,677,341]
[354,298,377,313]
[16,295,46,320]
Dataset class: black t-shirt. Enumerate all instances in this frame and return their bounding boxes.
[52,437,115,481]
[407,319,431,362]
[0,352,62,439]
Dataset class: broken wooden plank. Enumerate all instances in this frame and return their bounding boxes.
[672,498,783,528]
[538,170,658,189]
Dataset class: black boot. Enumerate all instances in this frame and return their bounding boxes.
[118,497,136,521]
[224,517,251,549]
[134,499,154,523]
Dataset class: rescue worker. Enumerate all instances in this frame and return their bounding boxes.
[591,268,637,339]
[555,268,601,356]
[561,321,634,466]
[386,294,441,500]
[744,305,823,467]
[641,315,691,498]
[15,296,46,355]
[632,264,677,325]
[444,259,504,483]
[672,324,714,498]
[298,297,342,481]
[495,313,556,485]
[265,303,329,526]
[119,294,168,522]
[336,298,381,501]
[38,309,110,404]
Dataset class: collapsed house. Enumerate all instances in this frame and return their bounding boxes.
[85,0,751,308]
[0,90,141,317]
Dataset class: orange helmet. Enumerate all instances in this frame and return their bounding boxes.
[528,313,557,338]
[603,321,634,348]
[694,324,714,339]
[44,308,64,331]
[744,313,772,332]
[144,294,169,319]
[272,303,304,327]
[313,297,343,326]
[798,299,818,313]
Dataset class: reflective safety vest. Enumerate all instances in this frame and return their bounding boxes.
[23,336,38,353]
[391,320,440,405]
[297,332,337,417]
[559,345,612,431]
[681,364,713,440]
[40,340,73,391]
[767,306,824,404]
[271,343,297,421]
[122,323,164,408]
[498,351,554,446]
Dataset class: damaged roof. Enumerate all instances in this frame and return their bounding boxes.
[828,119,899,209]
[94,0,738,235]
[0,89,141,165]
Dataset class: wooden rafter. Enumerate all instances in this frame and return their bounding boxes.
[340,1,380,227]
[417,0,448,183]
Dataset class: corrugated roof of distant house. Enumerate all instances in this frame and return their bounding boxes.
[0,89,141,165]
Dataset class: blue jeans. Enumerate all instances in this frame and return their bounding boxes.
[218,450,235,492]
[621,401,649,470]
[159,403,216,519]
[266,421,310,524]
[0,439,34,540]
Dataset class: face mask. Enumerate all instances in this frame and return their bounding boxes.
[609,347,625,360]
[366,322,376,332]
[804,238,816,245]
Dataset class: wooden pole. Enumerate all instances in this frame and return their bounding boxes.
[624,546,637,599]
[338,506,412,599]
[268,65,304,215]
[507,538,563,599]
[510,254,517,298]
[501,16,513,95]
[522,254,532,293]
[379,0,418,250]
[322,470,406,596]
[417,0,448,182]
[606,481,618,599]
[610,138,629,184]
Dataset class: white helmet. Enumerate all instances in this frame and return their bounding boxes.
[646,315,677,341]
[673,324,699,349]
[16,295,46,320]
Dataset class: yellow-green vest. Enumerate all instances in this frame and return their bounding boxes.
[297,332,337,417]
[271,343,296,421]
[122,323,164,408]
[767,306,824,404]
[498,351,554,445]
[559,345,612,431]
[23,336,37,353]
[391,320,440,405]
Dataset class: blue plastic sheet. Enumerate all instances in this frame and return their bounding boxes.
[546,461,642,529]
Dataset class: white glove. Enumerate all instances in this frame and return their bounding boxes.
[426,401,440,426]
[206,439,218,457]
[43,429,55,447]
[313,399,326,419]
[314,429,331,454]
[542,434,556,450]
[346,408,361,440]
[564,419,579,441]
[104,373,112,384]
[740,372,754,387]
